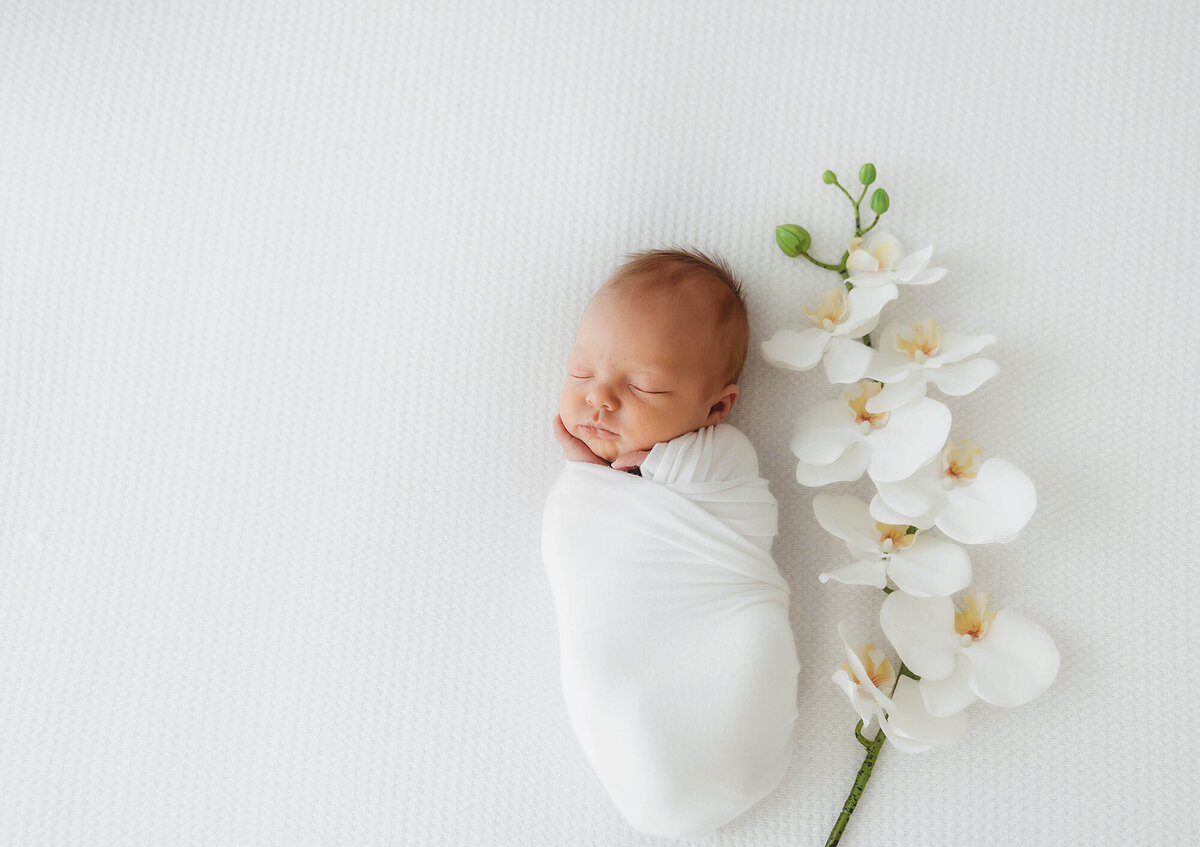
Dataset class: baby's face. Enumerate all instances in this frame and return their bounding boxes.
[559,286,736,462]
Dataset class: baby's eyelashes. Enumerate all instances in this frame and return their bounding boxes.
[568,371,668,395]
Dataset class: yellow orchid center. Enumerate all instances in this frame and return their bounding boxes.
[942,438,984,480]
[842,643,895,691]
[876,522,917,554]
[954,593,998,642]
[804,287,849,331]
[894,318,944,362]
[844,381,890,429]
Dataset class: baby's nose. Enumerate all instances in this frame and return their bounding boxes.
[586,384,618,410]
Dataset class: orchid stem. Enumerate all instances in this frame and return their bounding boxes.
[834,180,856,207]
[800,251,844,272]
[824,726,886,847]
[824,664,912,847]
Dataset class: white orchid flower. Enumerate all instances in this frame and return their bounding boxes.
[832,633,895,729]
[864,319,999,413]
[844,232,947,288]
[761,283,898,383]
[791,380,952,486]
[834,625,968,753]
[814,494,972,597]
[869,438,1037,543]
[880,591,1060,718]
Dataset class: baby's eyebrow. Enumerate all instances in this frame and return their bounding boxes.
[625,359,666,375]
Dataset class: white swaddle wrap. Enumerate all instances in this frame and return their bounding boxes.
[543,424,800,839]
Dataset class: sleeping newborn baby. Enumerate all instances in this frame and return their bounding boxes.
[542,248,800,839]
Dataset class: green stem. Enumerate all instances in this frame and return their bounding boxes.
[824,664,913,847]
[800,251,845,272]
[834,181,857,207]
[831,179,867,234]
[824,726,886,847]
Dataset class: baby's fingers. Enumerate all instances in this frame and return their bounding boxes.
[552,415,573,447]
[611,449,651,471]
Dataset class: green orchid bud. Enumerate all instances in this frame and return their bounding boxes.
[822,170,837,184]
[858,163,876,185]
[870,188,889,215]
[775,224,811,257]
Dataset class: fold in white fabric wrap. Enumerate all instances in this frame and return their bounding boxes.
[543,425,800,839]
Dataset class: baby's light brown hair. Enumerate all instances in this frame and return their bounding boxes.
[597,247,750,387]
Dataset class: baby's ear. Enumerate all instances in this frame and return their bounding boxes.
[705,384,739,426]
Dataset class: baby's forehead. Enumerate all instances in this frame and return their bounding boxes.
[595,273,727,320]
[582,288,721,346]
[576,282,733,371]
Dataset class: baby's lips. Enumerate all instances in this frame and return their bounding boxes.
[579,422,619,439]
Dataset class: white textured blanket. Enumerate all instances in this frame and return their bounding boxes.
[543,425,800,839]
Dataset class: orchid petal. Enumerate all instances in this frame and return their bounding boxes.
[865,372,929,413]
[880,676,968,753]
[792,395,859,460]
[865,399,953,483]
[872,459,943,518]
[918,654,977,717]
[927,358,999,396]
[872,235,902,270]
[894,245,933,279]
[845,249,880,275]
[967,610,1060,707]
[864,325,915,382]
[819,560,888,589]
[790,400,859,465]
[905,266,946,285]
[838,625,895,711]
[864,359,912,384]
[813,494,881,554]
[879,592,961,680]
[933,331,996,365]
[833,668,883,727]
[877,725,933,753]
[936,458,1037,544]
[844,271,892,288]
[887,536,972,598]
[761,327,830,371]
[823,337,876,384]
[870,493,937,530]
[796,444,870,486]
[841,284,899,335]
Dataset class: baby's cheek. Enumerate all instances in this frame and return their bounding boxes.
[558,391,576,425]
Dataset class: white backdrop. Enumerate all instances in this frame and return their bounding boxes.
[1,2,1196,844]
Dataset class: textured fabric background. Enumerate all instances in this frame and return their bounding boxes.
[1,1,1196,844]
